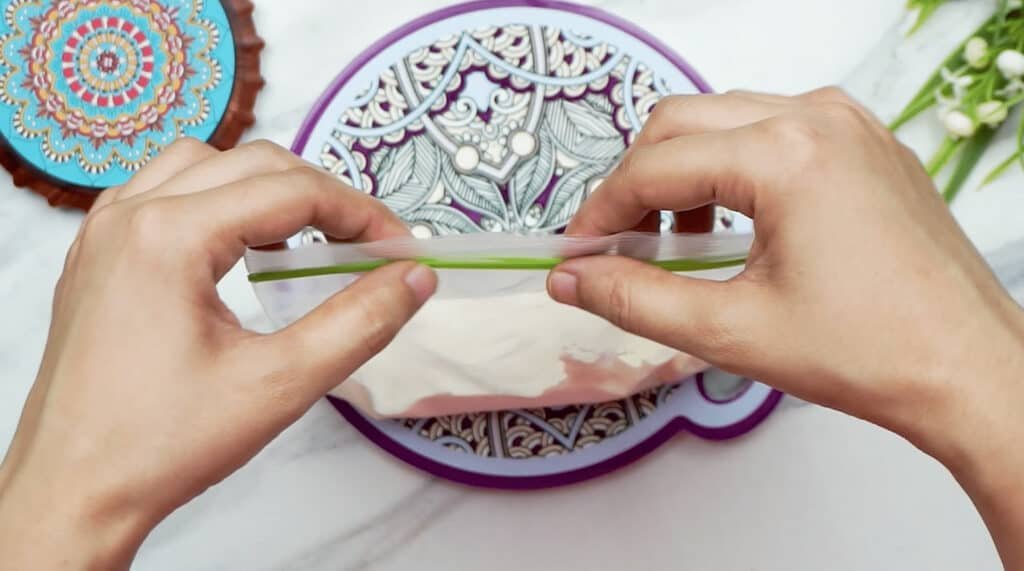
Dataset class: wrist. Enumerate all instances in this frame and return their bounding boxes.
[904,307,1024,554]
[0,469,154,570]
[922,319,1023,478]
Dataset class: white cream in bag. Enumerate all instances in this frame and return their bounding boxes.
[246,232,751,418]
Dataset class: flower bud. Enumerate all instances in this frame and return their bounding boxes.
[941,109,977,138]
[996,49,1024,79]
[964,37,989,69]
[976,100,1008,127]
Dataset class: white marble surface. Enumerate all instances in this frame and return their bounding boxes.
[1,0,1021,569]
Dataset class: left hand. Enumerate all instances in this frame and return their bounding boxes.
[0,139,436,570]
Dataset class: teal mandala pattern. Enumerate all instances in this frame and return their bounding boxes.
[0,0,236,188]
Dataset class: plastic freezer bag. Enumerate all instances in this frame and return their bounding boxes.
[246,232,752,418]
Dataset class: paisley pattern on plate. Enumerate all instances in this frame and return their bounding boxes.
[399,385,676,458]
[312,19,690,236]
[294,0,779,487]
[0,0,236,189]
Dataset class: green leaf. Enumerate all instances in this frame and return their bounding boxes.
[942,127,997,203]
[980,110,1024,187]
[980,150,1022,187]
[1017,102,1024,151]
[993,0,1011,45]
[890,95,942,131]
[926,136,963,176]
[889,12,1001,131]
[907,3,942,36]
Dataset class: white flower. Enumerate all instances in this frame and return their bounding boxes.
[964,37,989,69]
[997,76,1024,97]
[996,49,1024,79]
[976,100,1008,127]
[940,67,974,102]
[941,109,977,138]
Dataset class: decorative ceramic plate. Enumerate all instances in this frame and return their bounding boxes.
[291,0,783,489]
[0,0,263,209]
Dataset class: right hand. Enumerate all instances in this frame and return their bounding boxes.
[547,89,1024,565]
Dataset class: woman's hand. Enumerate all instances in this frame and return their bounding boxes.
[549,89,1024,567]
[0,139,437,570]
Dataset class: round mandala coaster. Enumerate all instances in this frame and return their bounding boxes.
[291,0,783,489]
[0,0,263,209]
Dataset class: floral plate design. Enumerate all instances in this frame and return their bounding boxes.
[290,0,783,489]
[0,0,263,208]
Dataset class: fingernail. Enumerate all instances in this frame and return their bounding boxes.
[548,270,579,306]
[403,264,437,306]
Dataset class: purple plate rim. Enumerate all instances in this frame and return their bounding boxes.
[293,0,784,489]
[329,390,784,490]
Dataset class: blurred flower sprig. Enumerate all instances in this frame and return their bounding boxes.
[893,0,1024,202]
[906,0,951,35]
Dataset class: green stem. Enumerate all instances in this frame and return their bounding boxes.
[926,137,963,176]
[907,3,942,36]
[994,0,1011,45]
[1017,100,1024,150]
[889,12,1001,131]
[983,109,1024,187]
[980,150,1023,187]
[248,255,749,283]
[943,127,998,202]
[891,96,944,131]
[1005,93,1024,108]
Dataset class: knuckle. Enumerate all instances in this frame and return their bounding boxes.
[720,89,750,101]
[817,101,866,130]
[240,139,300,170]
[82,201,118,228]
[760,116,825,163]
[353,296,396,358]
[92,185,120,208]
[125,202,178,248]
[649,94,688,121]
[77,202,122,243]
[285,165,331,193]
[166,136,212,156]
[804,86,851,104]
[615,149,642,182]
[722,88,762,100]
[603,276,636,330]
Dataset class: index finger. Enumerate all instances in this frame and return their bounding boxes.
[152,166,410,279]
[566,120,786,236]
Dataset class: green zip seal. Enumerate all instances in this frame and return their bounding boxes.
[247,255,747,283]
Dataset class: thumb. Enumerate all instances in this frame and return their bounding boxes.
[547,255,755,365]
[256,261,436,403]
